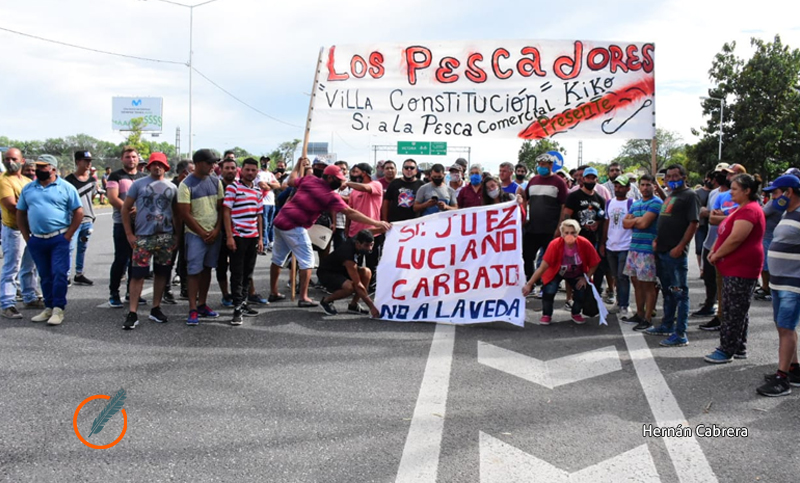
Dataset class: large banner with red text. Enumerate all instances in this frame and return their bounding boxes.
[313,40,655,141]
[375,201,525,326]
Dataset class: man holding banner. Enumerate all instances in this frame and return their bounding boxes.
[269,158,390,307]
[318,229,379,318]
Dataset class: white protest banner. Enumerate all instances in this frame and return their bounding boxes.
[375,201,525,326]
[313,40,655,140]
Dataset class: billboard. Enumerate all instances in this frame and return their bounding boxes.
[112,97,163,132]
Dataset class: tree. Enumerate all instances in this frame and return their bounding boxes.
[612,128,685,175]
[518,139,566,171]
[699,35,800,179]
[122,117,150,160]
[279,139,301,166]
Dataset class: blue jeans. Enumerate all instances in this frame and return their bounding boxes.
[607,249,630,308]
[1,227,38,308]
[27,233,71,309]
[542,274,586,316]
[263,205,276,244]
[656,251,689,336]
[109,223,131,296]
[69,222,93,276]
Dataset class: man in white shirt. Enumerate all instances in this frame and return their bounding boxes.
[601,176,633,316]
[257,156,281,253]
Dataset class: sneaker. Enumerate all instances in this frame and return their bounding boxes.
[15,290,22,302]
[757,376,792,397]
[617,306,629,318]
[241,304,259,317]
[47,308,64,326]
[699,317,721,331]
[704,348,733,364]
[764,369,800,387]
[31,308,53,323]
[645,324,673,336]
[123,311,139,330]
[197,304,219,318]
[162,291,177,305]
[734,349,748,360]
[247,294,269,306]
[23,299,45,309]
[533,288,543,299]
[571,314,586,324]
[754,292,772,302]
[633,321,652,331]
[691,306,716,317]
[108,294,124,308]
[540,315,552,326]
[221,295,234,308]
[621,313,642,325]
[604,295,616,305]
[67,279,72,288]
[659,333,689,347]
[231,308,243,325]
[320,298,338,316]
[179,289,189,300]
[564,300,573,311]
[73,274,94,286]
[186,310,199,326]
[2,306,23,319]
[348,303,370,315]
[148,307,168,324]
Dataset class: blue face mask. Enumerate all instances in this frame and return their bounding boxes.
[537,166,550,176]
[470,174,482,186]
[774,194,791,212]
[667,180,684,190]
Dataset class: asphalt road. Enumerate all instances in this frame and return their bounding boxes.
[1,209,797,483]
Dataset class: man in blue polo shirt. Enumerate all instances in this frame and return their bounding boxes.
[16,154,82,326]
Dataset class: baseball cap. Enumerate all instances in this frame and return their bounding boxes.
[784,167,800,178]
[313,157,329,166]
[455,158,468,169]
[147,152,170,169]
[713,162,730,172]
[323,164,346,181]
[35,154,59,168]
[583,167,599,178]
[723,163,747,174]
[74,150,93,161]
[193,149,221,165]
[449,164,462,172]
[535,153,555,164]
[613,175,630,186]
[763,174,800,192]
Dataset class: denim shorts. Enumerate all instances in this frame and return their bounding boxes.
[272,226,315,270]
[772,289,800,330]
[184,232,222,276]
[763,238,771,272]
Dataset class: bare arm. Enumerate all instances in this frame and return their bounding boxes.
[381,199,389,222]
[345,260,377,314]
[523,260,550,294]
[347,181,374,194]
[121,196,136,246]
[16,209,30,242]
[0,196,17,217]
[287,157,307,188]
[65,207,84,242]
[634,211,658,230]
[343,207,390,232]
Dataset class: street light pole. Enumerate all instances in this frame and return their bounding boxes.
[701,96,725,160]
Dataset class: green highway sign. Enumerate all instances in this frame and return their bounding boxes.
[397,141,447,156]
[430,142,447,155]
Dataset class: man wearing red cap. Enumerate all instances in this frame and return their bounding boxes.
[120,152,179,330]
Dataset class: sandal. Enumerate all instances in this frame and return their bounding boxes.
[268,293,286,303]
[298,300,318,308]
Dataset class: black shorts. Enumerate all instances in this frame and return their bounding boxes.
[317,269,349,293]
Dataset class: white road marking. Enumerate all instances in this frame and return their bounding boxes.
[477,342,622,389]
[395,323,456,483]
[96,287,153,308]
[620,329,718,482]
[480,432,660,482]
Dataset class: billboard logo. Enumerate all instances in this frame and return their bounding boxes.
[132,99,142,106]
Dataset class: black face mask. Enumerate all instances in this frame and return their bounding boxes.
[329,179,342,191]
[35,170,51,182]
[583,182,596,191]
[275,168,285,174]
[313,168,324,178]
[718,177,730,188]
[515,174,525,182]
[357,248,371,255]
[350,175,363,183]
[704,180,714,189]
[432,177,444,186]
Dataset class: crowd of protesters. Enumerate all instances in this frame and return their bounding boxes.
[1,146,799,398]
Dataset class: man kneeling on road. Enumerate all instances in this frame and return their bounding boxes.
[318,229,379,318]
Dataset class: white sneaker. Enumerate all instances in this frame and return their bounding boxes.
[47,308,65,325]
[618,306,629,318]
[31,308,53,323]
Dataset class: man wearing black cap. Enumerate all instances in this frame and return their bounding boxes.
[65,151,97,286]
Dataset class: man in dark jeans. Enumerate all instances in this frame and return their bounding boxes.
[106,146,145,307]
[170,159,194,299]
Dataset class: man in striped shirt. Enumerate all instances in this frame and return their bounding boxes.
[223,157,264,325]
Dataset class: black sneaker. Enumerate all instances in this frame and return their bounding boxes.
[734,349,748,360]
[179,289,189,300]
[348,303,370,315]
[109,293,124,308]
[763,369,800,387]
[162,291,177,305]
[699,317,721,331]
[148,307,168,324]
[320,298,338,316]
[633,321,652,331]
[123,311,139,330]
[691,306,716,317]
[757,376,792,397]
[231,308,243,326]
[242,304,259,317]
[73,274,94,286]
[621,313,643,325]
[125,294,148,305]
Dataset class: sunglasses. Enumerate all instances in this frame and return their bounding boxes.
[403,166,416,170]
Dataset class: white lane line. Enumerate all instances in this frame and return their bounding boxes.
[395,323,456,483]
[95,287,154,308]
[620,328,718,482]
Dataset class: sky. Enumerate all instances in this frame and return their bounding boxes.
[1,0,799,172]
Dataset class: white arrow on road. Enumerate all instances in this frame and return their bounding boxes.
[477,342,622,389]
[480,432,660,482]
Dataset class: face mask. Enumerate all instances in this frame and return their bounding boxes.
[704,180,714,189]
[350,175,363,183]
[451,173,461,182]
[357,248,370,255]
[515,174,525,182]
[563,234,577,245]
[35,170,51,182]
[583,182,596,191]
[313,168,324,178]
[667,180,684,190]
[470,174,482,185]
[4,161,20,173]
[275,168,285,174]
[774,194,791,211]
[537,166,550,176]
[329,179,342,191]
[376,169,384,178]
[432,177,444,186]
[488,188,500,199]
